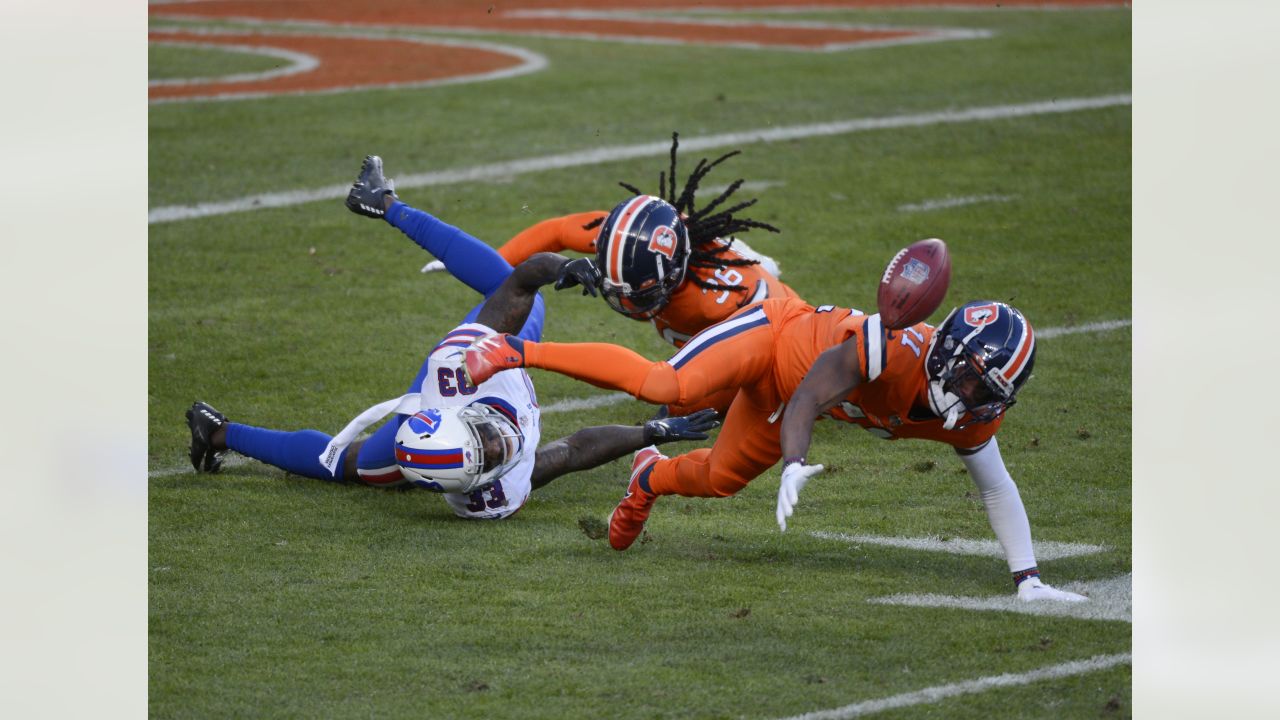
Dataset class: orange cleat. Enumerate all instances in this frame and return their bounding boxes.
[607,445,665,551]
[464,333,525,385]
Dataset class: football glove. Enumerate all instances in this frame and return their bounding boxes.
[346,155,398,218]
[643,407,718,445]
[421,260,445,273]
[554,257,602,297]
[1017,577,1088,602]
[776,461,824,531]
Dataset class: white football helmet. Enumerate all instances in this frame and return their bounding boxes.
[394,404,523,494]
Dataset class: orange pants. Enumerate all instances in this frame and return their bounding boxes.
[524,297,816,497]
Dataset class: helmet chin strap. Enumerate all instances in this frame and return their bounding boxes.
[927,379,962,431]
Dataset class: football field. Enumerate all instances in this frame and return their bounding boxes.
[149,2,1132,717]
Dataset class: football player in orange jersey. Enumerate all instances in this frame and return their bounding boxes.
[428,134,798,415]
[465,297,1086,602]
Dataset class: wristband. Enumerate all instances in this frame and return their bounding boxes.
[1012,566,1041,587]
[783,456,805,467]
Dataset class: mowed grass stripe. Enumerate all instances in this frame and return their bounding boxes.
[148,93,1130,224]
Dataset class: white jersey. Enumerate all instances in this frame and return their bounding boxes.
[419,323,541,519]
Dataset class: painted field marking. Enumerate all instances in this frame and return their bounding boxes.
[897,194,1015,213]
[149,28,548,104]
[149,317,1129,478]
[1037,318,1130,339]
[148,93,1130,224]
[869,573,1133,623]
[148,41,319,87]
[776,652,1131,720]
[810,531,1107,561]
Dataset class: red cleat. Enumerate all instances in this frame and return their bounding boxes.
[464,333,525,385]
[607,446,665,551]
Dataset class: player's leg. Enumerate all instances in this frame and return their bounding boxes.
[517,302,777,406]
[646,387,783,498]
[606,387,780,550]
[385,201,514,297]
[347,156,516,297]
[187,401,362,482]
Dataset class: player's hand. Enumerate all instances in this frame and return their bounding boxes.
[1017,577,1088,602]
[554,257,601,296]
[421,260,445,273]
[776,461,824,532]
[644,407,719,444]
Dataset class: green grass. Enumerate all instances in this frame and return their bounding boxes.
[149,43,288,81]
[150,5,1131,718]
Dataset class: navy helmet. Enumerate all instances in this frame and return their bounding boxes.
[924,301,1036,429]
[595,195,691,320]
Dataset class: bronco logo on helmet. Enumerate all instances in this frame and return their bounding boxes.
[648,225,678,259]
[963,303,1001,327]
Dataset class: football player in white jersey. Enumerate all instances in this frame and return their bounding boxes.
[185,156,716,520]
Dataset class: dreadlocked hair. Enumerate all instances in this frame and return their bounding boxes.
[583,132,780,293]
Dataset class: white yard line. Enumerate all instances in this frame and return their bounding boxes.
[777,652,1131,720]
[1037,318,1131,339]
[810,531,1107,561]
[148,94,1130,224]
[897,194,1015,212]
[869,573,1133,623]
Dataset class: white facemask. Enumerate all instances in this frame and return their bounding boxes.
[927,377,963,431]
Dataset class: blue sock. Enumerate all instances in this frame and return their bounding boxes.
[224,423,348,482]
[385,201,513,296]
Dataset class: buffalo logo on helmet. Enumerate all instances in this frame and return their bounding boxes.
[407,408,443,436]
[647,225,678,259]
[963,303,1001,327]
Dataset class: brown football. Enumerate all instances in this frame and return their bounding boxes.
[876,238,951,329]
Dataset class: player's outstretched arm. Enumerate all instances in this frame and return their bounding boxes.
[957,438,1087,602]
[497,211,607,266]
[530,408,718,489]
[776,339,862,530]
[474,252,600,334]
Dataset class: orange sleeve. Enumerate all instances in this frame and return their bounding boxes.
[497,211,607,266]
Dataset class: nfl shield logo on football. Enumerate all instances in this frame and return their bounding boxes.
[408,408,444,436]
[901,258,931,285]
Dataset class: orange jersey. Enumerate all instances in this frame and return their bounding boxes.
[497,215,797,348]
[652,238,799,347]
[773,303,1002,449]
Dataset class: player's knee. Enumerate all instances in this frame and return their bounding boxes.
[637,363,683,405]
[706,468,752,497]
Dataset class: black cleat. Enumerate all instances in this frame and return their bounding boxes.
[186,401,228,473]
[345,155,399,218]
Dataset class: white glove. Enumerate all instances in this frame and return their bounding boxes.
[776,462,824,532]
[421,259,445,273]
[1017,577,1087,602]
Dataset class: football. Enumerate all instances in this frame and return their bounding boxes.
[876,238,951,329]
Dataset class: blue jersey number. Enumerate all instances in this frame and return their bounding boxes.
[437,366,478,397]
[465,480,508,512]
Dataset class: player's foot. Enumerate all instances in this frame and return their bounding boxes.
[607,446,665,551]
[186,401,227,473]
[345,155,398,218]
[464,333,526,385]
